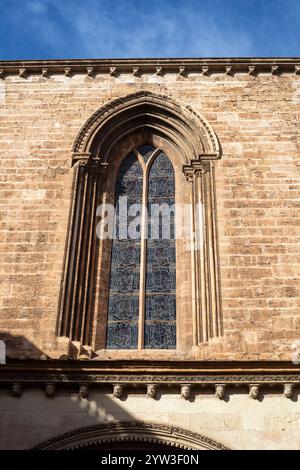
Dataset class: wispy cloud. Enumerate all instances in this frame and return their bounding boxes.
[0,0,300,59]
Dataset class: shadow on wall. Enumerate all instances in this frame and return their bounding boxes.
[0,332,44,360]
[0,332,229,451]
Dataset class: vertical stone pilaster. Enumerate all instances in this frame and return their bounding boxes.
[56,157,107,347]
[183,159,222,345]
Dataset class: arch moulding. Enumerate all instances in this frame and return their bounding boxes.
[32,421,230,450]
[56,90,223,352]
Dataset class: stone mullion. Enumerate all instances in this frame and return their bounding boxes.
[138,167,148,350]
[57,162,86,338]
[81,173,101,346]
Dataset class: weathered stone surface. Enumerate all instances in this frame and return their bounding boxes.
[0,67,299,360]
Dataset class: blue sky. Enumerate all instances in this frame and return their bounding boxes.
[0,0,299,59]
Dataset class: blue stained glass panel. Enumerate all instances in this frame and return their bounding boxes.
[145,152,176,349]
[107,322,138,349]
[144,322,176,349]
[137,145,155,163]
[106,152,142,349]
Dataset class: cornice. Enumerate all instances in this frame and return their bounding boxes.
[1,360,300,397]
[0,57,300,78]
[1,358,300,373]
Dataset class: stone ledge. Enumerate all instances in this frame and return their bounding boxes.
[0,57,299,77]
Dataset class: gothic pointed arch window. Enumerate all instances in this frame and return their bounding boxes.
[56,91,222,357]
[106,146,176,349]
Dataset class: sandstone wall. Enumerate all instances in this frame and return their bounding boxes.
[0,389,299,450]
[0,70,299,359]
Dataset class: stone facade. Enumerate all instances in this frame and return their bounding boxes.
[0,58,300,449]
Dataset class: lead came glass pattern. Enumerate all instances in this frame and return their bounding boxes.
[106,153,142,349]
[145,152,176,349]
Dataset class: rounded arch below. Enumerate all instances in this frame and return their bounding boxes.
[32,421,230,450]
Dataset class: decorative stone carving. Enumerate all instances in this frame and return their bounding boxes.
[248,65,256,76]
[113,384,123,399]
[86,67,94,77]
[283,383,294,399]
[178,66,186,77]
[181,384,191,400]
[79,384,89,399]
[146,384,157,399]
[225,65,233,76]
[10,383,22,397]
[32,421,230,450]
[271,65,279,75]
[0,59,300,78]
[0,69,4,79]
[45,383,56,398]
[109,66,117,76]
[295,66,300,75]
[19,68,26,78]
[155,66,163,76]
[249,384,260,399]
[132,67,140,77]
[202,65,209,76]
[41,68,48,78]
[215,384,226,399]
[64,67,71,77]
[57,91,221,349]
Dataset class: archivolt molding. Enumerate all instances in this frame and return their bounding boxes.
[57,91,223,348]
[71,91,221,165]
[32,421,230,450]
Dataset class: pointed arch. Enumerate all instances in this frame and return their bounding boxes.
[56,91,223,352]
[72,91,221,166]
[32,421,230,450]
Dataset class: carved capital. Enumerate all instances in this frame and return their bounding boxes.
[155,66,163,76]
[181,384,191,400]
[64,67,71,77]
[202,65,209,76]
[178,66,186,77]
[45,383,56,398]
[249,384,260,399]
[283,383,294,399]
[132,67,140,77]
[183,160,210,181]
[41,68,49,78]
[87,161,108,179]
[215,384,226,399]
[72,152,91,166]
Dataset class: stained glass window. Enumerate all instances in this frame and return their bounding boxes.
[106,147,176,349]
[145,153,176,348]
[106,153,142,349]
